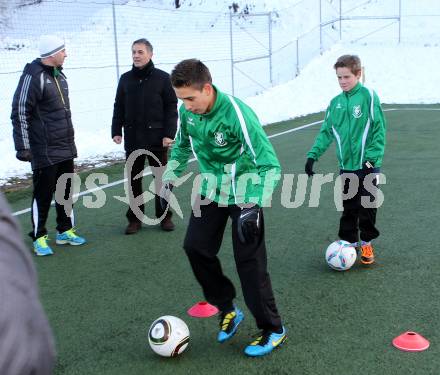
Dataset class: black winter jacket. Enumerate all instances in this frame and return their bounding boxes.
[111,61,178,152]
[11,59,77,170]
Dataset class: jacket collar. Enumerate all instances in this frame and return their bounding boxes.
[35,58,64,77]
[132,60,154,79]
[345,82,362,97]
[200,85,224,118]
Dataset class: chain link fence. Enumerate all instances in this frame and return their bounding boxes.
[0,0,439,172]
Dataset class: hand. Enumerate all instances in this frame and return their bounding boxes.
[16,150,32,162]
[159,182,174,210]
[113,136,122,144]
[237,205,261,244]
[363,161,374,170]
[305,158,315,177]
[162,137,174,148]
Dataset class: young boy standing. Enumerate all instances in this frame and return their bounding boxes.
[305,55,386,265]
[161,59,286,357]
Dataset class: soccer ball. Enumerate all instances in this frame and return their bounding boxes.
[325,240,357,271]
[148,316,190,357]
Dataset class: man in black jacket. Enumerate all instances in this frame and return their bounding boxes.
[112,38,178,234]
[11,34,86,256]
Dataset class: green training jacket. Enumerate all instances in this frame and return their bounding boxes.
[163,86,281,206]
[307,82,386,170]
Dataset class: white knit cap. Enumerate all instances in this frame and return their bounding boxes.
[39,35,65,58]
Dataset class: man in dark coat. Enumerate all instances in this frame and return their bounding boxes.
[112,38,178,234]
[0,192,55,374]
[11,34,86,256]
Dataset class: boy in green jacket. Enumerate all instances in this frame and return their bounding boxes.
[305,54,386,265]
[161,59,285,357]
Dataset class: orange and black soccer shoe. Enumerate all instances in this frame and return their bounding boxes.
[360,242,375,265]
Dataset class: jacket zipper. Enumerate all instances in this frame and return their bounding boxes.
[54,75,75,154]
[54,76,66,107]
[345,94,355,169]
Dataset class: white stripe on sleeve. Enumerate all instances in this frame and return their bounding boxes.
[18,74,32,149]
[360,88,375,168]
[332,126,344,170]
[227,95,257,164]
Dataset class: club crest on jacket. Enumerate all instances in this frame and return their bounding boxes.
[214,132,227,146]
[352,105,362,119]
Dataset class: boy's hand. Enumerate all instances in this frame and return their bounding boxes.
[305,158,315,177]
[363,161,374,170]
[237,205,261,244]
[159,182,174,210]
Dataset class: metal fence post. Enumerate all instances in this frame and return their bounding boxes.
[398,0,401,43]
[319,0,323,54]
[112,0,120,82]
[296,38,300,76]
[268,12,273,85]
[229,10,235,96]
[339,0,342,40]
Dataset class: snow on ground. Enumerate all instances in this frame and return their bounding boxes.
[1,0,440,185]
[246,43,440,124]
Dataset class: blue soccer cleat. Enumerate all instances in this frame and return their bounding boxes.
[56,228,86,246]
[33,235,54,256]
[217,307,244,343]
[244,326,287,357]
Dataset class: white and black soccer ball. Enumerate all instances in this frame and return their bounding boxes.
[325,240,357,271]
[148,316,190,357]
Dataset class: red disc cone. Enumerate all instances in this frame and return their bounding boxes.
[187,301,219,318]
[392,331,430,352]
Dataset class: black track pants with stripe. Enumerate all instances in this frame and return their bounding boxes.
[338,169,381,243]
[183,200,283,332]
[30,159,74,241]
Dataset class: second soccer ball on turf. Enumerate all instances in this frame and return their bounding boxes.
[325,240,357,271]
[148,315,190,357]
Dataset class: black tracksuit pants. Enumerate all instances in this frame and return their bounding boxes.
[30,159,74,241]
[338,169,381,244]
[183,200,282,332]
[125,148,169,223]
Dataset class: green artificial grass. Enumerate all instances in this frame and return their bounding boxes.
[6,104,440,374]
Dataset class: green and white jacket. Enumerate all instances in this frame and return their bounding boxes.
[163,86,281,206]
[307,82,386,170]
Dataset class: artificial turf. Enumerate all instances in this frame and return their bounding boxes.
[5,104,440,374]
